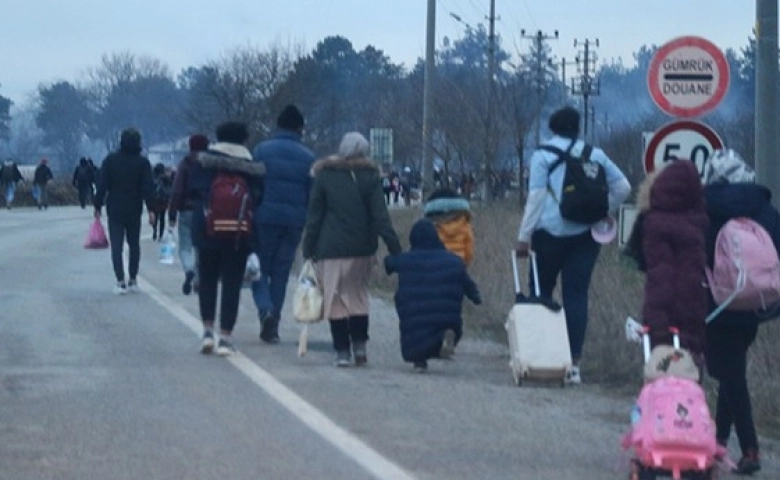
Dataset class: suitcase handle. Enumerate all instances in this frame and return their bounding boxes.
[641,326,680,363]
[512,250,541,297]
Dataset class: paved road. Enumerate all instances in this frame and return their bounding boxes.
[0,206,776,480]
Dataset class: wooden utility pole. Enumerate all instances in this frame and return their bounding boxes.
[571,39,600,139]
[422,0,435,197]
[520,29,559,146]
[756,0,779,206]
[482,0,497,203]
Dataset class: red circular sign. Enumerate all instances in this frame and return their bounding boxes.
[644,120,723,174]
[648,36,730,117]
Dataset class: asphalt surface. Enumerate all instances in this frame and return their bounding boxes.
[0,206,776,480]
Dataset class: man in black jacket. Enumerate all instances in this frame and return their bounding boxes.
[93,128,156,294]
[33,158,54,209]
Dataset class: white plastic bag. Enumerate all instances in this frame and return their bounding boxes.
[293,260,323,357]
[159,228,176,265]
[242,253,261,288]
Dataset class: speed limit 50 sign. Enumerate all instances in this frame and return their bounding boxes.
[644,120,723,176]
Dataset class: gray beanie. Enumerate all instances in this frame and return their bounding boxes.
[702,149,755,185]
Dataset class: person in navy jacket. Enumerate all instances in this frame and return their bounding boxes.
[384,219,481,372]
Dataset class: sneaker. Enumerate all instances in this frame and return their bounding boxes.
[565,365,582,385]
[413,361,428,373]
[127,279,140,293]
[259,316,280,344]
[439,329,456,359]
[216,338,236,356]
[200,331,215,355]
[734,450,761,475]
[113,282,128,295]
[335,350,351,367]
[182,271,195,295]
[353,341,367,366]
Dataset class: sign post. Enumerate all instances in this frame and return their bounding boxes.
[648,36,730,118]
[643,120,724,177]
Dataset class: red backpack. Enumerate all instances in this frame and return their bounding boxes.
[204,172,253,243]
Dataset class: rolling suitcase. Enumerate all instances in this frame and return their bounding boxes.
[505,251,572,386]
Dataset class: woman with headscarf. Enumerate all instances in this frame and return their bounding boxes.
[702,149,779,475]
[302,132,402,367]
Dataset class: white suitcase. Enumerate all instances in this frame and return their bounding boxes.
[505,251,573,386]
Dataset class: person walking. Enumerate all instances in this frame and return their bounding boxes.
[250,105,315,343]
[73,157,95,209]
[514,106,631,384]
[633,160,709,364]
[189,121,265,356]
[93,128,157,294]
[1,159,24,209]
[169,134,209,295]
[702,149,778,475]
[33,158,54,209]
[384,219,481,372]
[302,131,402,367]
[150,163,173,241]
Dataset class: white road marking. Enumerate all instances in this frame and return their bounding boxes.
[136,276,417,480]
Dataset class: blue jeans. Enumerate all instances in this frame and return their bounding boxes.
[530,229,601,362]
[4,183,16,206]
[177,210,197,277]
[251,224,304,320]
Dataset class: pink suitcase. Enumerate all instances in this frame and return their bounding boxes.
[623,329,725,480]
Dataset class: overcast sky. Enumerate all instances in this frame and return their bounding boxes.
[0,0,756,107]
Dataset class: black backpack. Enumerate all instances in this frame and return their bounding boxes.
[541,141,608,224]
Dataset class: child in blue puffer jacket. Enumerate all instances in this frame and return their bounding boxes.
[384,219,481,372]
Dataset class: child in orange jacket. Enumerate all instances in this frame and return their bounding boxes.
[423,188,474,266]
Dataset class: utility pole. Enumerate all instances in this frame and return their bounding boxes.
[756,0,779,207]
[422,0,435,196]
[521,29,559,146]
[482,0,497,203]
[571,39,600,139]
[560,57,577,91]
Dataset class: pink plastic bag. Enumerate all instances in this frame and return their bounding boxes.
[84,218,109,249]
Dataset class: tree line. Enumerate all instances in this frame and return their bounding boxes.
[0,29,759,188]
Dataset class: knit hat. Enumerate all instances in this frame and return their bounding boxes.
[548,107,580,139]
[277,104,305,131]
[338,132,370,159]
[702,149,755,185]
[188,134,209,152]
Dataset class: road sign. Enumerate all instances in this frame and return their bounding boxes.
[648,36,730,117]
[618,204,638,248]
[643,120,723,176]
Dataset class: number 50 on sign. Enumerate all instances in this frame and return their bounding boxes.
[643,120,723,177]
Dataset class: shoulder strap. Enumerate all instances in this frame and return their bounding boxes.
[540,139,577,173]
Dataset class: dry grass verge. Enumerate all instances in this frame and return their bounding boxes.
[373,196,780,439]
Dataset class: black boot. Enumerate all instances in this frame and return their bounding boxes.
[260,315,280,344]
[349,315,369,366]
[330,319,351,367]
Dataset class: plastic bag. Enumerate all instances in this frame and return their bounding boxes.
[159,228,176,264]
[293,260,324,357]
[242,253,261,288]
[84,218,109,249]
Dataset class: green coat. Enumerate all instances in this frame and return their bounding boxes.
[303,155,401,260]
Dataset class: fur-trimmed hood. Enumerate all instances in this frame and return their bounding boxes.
[310,154,378,176]
[196,142,265,177]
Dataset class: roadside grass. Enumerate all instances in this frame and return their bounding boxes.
[374,196,780,439]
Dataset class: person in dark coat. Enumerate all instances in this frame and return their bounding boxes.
[250,105,315,343]
[302,132,402,367]
[640,160,709,360]
[384,219,481,372]
[189,121,265,356]
[702,149,778,475]
[73,157,95,209]
[169,134,209,295]
[1,159,24,209]
[150,162,172,241]
[93,128,157,294]
[33,158,54,209]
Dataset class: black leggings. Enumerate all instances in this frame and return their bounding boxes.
[153,209,167,239]
[107,214,141,282]
[198,246,249,333]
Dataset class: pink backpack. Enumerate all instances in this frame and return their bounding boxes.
[622,376,723,478]
[705,217,780,323]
